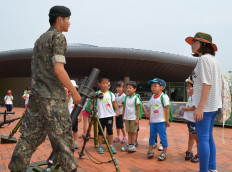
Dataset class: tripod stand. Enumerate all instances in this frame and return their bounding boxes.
[78,96,120,172]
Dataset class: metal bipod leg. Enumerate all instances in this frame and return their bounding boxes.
[78,108,120,172]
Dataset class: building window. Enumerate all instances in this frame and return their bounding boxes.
[137,81,187,102]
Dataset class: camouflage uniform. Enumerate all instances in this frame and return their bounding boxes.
[9,26,78,172]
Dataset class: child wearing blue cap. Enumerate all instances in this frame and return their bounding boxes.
[147,78,170,161]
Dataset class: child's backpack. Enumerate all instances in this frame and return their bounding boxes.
[215,74,231,124]
[124,94,144,120]
[85,98,92,113]
[215,74,231,144]
[160,93,173,122]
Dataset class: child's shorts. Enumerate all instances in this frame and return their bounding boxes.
[149,122,168,148]
[187,121,197,134]
[72,120,78,132]
[98,117,113,135]
[116,115,124,129]
[125,120,138,133]
[82,110,90,117]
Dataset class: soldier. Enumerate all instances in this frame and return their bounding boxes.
[8,6,81,172]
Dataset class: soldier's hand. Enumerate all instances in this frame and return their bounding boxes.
[73,92,82,104]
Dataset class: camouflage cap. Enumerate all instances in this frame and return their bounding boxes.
[185,32,217,51]
[49,6,71,18]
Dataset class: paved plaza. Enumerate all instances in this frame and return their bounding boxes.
[0,107,232,172]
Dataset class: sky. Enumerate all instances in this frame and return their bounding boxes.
[0,0,231,74]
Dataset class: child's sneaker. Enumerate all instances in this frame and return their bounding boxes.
[158,152,167,161]
[208,170,218,172]
[158,144,163,151]
[121,137,128,143]
[89,134,94,139]
[121,144,129,152]
[191,154,199,163]
[147,150,154,159]
[113,137,121,143]
[153,143,157,148]
[73,141,79,149]
[185,151,193,160]
[128,145,136,152]
[98,145,104,154]
[135,141,138,147]
[110,145,117,154]
[79,134,86,139]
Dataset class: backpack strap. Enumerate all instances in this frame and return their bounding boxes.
[108,91,113,102]
[160,93,165,108]
[134,95,138,116]
[124,95,128,107]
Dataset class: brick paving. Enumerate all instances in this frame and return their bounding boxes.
[0,107,232,172]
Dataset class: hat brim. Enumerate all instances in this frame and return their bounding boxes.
[185,37,194,45]
[185,37,217,51]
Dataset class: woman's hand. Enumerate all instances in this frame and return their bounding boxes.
[194,107,204,121]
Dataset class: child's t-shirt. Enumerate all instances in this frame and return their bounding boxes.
[183,96,195,123]
[124,94,141,120]
[68,97,74,114]
[24,94,30,105]
[4,95,13,104]
[96,90,116,119]
[116,93,126,115]
[149,93,169,123]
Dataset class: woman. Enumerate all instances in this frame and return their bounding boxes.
[185,32,221,172]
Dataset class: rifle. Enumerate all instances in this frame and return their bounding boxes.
[0,111,20,128]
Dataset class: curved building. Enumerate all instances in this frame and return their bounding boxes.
[0,44,197,106]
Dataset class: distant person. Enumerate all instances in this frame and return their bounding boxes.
[9,6,81,172]
[113,81,127,143]
[23,87,29,95]
[182,76,199,163]
[4,90,13,114]
[147,78,170,161]
[80,98,93,139]
[121,81,141,152]
[66,80,81,149]
[22,88,31,108]
[185,32,221,172]
[94,77,119,154]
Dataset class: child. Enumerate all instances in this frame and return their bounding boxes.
[80,98,93,139]
[4,90,14,114]
[22,88,31,108]
[182,76,199,163]
[121,81,141,152]
[147,78,170,161]
[66,80,81,149]
[95,77,119,154]
[113,81,127,143]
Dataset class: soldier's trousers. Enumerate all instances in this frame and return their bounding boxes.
[8,95,78,172]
